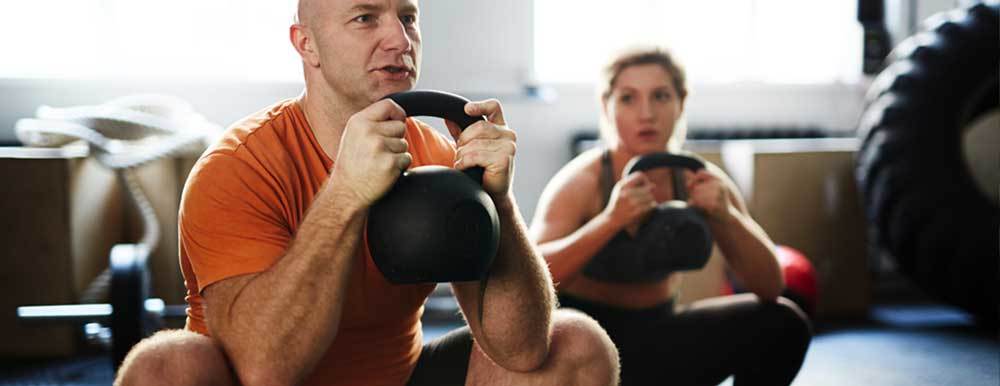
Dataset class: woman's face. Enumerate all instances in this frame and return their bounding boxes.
[604,63,683,155]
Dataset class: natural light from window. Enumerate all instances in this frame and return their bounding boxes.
[0,0,302,82]
[534,0,863,85]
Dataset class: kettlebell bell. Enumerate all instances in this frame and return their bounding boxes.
[581,152,713,283]
[625,152,713,273]
[366,90,500,284]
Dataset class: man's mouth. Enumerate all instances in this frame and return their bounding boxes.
[375,65,413,80]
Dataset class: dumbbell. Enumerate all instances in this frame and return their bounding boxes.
[17,244,186,369]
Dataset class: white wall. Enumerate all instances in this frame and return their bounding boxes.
[0,0,963,221]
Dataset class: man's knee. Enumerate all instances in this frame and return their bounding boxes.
[550,309,620,385]
[114,329,235,386]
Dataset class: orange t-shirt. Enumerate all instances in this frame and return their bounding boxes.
[178,99,456,386]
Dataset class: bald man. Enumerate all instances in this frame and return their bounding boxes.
[112,1,619,385]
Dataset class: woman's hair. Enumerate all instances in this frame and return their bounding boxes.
[599,47,688,104]
[598,46,689,151]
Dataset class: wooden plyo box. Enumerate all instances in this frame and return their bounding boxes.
[0,146,195,357]
[678,139,870,319]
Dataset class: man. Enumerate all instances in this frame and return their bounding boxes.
[113,1,619,385]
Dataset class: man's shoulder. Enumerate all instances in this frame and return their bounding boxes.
[210,98,303,155]
[187,99,306,187]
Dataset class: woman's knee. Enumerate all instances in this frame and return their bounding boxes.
[114,329,235,386]
[768,297,813,349]
[550,309,620,384]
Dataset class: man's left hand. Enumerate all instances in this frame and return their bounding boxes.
[445,99,517,199]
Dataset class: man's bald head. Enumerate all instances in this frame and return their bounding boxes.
[296,0,325,27]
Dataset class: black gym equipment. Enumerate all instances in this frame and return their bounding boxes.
[856,2,999,325]
[857,0,892,74]
[17,244,186,370]
[583,152,714,283]
[367,90,500,284]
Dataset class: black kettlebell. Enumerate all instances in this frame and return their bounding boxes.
[366,90,500,284]
[625,152,713,272]
[582,152,713,282]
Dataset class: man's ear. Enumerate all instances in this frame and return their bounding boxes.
[290,24,320,67]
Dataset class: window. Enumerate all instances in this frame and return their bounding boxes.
[534,0,863,85]
[0,0,301,82]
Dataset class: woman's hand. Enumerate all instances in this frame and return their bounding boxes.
[686,169,737,223]
[603,172,657,230]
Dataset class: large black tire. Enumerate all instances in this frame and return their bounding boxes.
[856,2,999,325]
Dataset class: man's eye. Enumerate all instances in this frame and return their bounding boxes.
[353,14,374,23]
[401,14,417,25]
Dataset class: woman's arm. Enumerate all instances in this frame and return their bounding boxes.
[529,155,655,286]
[689,163,784,301]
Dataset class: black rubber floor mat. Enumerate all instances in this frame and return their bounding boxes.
[0,355,113,386]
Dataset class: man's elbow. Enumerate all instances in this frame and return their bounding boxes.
[494,338,551,372]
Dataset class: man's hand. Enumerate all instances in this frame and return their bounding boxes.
[445,99,517,199]
[331,99,412,206]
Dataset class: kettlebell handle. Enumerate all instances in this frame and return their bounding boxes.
[624,152,706,202]
[385,90,486,183]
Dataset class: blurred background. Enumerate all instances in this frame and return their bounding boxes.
[0,0,996,385]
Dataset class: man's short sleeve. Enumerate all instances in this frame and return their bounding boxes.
[180,153,291,292]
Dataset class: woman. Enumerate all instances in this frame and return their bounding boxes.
[530,47,811,386]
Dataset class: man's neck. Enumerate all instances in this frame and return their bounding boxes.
[298,85,364,161]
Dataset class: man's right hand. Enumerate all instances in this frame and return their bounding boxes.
[603,172,656,231]
[331,99,412,206]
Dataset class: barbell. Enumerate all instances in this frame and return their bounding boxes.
[17,244,186,369]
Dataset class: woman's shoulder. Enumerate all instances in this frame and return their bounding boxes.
[534,147,606,224]
[550,147,605,189]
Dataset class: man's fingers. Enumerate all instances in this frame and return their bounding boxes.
[464,99,506,126]
[362,99,408,122]
[454,120,514,147]
[374,120,407,138]
[394,152,413,171]
[383,137,408,153]
[454,138,516,159]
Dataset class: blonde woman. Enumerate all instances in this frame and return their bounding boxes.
[530,47,811,386]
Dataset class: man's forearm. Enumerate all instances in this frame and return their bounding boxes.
[465,194,556,371]
[210,184,366,386]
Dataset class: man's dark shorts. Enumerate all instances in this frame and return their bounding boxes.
[405,326,474,386]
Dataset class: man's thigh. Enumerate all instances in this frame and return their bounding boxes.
[116,329,236,386]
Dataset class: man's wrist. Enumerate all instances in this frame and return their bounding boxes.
[491,191,516,214]
[319,181,370,220]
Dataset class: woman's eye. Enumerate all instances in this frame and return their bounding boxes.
[619,94,633,104]
[655,91,672,101]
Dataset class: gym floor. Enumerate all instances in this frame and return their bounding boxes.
[1,270,997,386]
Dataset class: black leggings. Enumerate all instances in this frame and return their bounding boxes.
[558,293,812,386]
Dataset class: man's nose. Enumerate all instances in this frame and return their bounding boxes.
[380,18,413,53]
